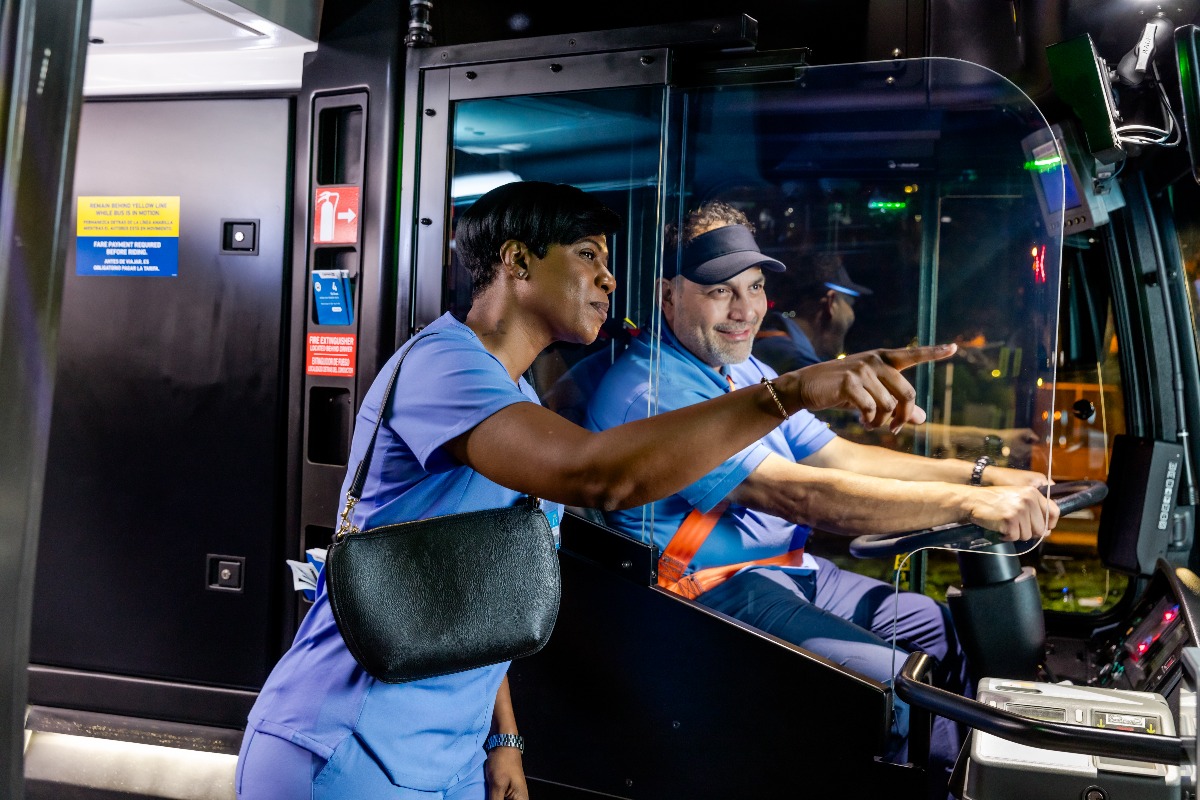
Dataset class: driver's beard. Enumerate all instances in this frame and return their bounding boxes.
[697,332,756,368]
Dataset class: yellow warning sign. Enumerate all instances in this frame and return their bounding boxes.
[77,196,180,237]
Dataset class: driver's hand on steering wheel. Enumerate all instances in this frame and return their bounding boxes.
[978,464,1052,489]
[961,485,1061,541]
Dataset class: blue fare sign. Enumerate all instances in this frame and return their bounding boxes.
[76,237,180,276]
[312,269,353,326]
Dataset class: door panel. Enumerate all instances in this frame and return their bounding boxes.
[33,98,292,690]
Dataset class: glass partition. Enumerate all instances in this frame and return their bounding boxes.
[446,87,666,429]
[642,59,1070,602]
[438,58,1128,615]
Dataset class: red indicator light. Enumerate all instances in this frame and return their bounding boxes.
[1164,610,1177,622]
[1138,642,1149,653]
[1032,245,1047,284]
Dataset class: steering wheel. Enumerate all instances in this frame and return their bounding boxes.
[847,480,1108,559]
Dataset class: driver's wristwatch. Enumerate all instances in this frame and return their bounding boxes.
[484,733,525,755]
[970,455,993,485]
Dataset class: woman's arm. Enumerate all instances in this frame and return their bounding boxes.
[485,676,527,800]
[444,345,956,510]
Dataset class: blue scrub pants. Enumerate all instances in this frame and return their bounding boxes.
[236,725,486,800]
[695,557,969,794]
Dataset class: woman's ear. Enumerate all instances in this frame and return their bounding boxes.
[500,239,530,279]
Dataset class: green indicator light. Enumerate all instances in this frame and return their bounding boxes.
[868,200,908,210]
[1024,155,1063,173]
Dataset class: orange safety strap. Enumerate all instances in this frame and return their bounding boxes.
[656,503,727,586]
[656,502,807,600]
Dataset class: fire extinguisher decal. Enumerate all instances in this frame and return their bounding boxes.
[316,190,338,242]
[312,186,360,244]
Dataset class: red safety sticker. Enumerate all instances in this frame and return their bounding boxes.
[307,333,356,377]
[313,186,360,244]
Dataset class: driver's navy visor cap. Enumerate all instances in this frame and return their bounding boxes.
[674,225,786,284]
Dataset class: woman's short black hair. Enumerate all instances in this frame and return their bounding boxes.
[455,181,622,297]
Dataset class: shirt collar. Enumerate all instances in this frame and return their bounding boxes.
[653,322,746,393]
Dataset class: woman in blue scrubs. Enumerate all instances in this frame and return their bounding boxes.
[236,181,951,799]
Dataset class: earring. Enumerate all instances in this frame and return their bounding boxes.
[516,269,528,279]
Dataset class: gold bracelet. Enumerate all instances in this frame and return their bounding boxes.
[760,377,790,420]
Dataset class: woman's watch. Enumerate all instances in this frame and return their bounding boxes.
[484,733,525,755]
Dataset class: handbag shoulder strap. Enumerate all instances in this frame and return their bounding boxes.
[336,331,438,539]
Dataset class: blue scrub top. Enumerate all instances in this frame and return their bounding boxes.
[586,323,835,572]
[248,312,562,791]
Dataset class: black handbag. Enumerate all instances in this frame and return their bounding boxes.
[325,332,562,684]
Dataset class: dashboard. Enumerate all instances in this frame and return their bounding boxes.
[1098,591,1189,694]
[1047,560,1200,699]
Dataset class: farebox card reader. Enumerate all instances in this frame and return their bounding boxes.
[964,679,1185,799]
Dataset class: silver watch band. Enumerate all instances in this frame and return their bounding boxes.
[484,732,525,754]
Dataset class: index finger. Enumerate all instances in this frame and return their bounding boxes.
[871,363,925,430]
[880,343,958,371]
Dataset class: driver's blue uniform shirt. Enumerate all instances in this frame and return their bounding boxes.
[244,312,562,792]
[585,324,835,572]
[588,325,967,787]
